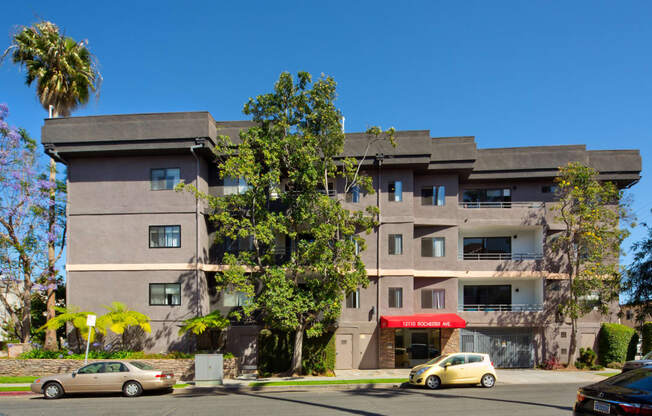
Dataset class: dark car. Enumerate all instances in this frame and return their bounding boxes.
[574,367,652,415]
[623,351,652,373]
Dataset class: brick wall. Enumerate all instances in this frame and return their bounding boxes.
[0,357,239,381]
[441,328,460,355]
[379,328,395,368]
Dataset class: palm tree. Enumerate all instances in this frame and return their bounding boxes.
[3,21,101,350]
[96,302,151,350]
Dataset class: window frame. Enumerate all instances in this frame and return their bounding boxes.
[421,289,446,309]
[149,225,181,248]
[149,283,182,306]
[150,168,181,191]
[346,185,361,203]
[388,287,403,308]
[346,288,360,309]
[388,234,403,255]
[421,185,446,206]
[388,181,403,202]
[421,237,445,258]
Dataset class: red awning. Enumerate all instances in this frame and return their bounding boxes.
[380,313,466,329]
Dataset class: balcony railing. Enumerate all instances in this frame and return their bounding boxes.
[458,304,544,312]
[460,201,544,209]
[459,252,543,261]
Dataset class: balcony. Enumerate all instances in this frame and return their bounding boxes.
[458,304,543,312]
[460,201,544,209]
[459,252,543,261]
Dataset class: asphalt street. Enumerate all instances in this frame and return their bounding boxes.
[0,383,582,416]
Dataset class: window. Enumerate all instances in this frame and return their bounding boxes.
[421,289,445,309]
[542,185,559,194]
[463,285,511,306]
[151,168,180,190]
[149,225,181,248]
[224,176,249,195]
[626,310,633,320]
[463,237,511,259]
[462,188,511,207]
[346,288,360,309]
[561,332,567,338]
[421,186,446,206]
[388,234,403,255]
[441,355,465,366]
[549,281,561,291]
[604,368,652,391]
[150,283,181,306]
[105,362,129,373]
[223,291,249,307]
[421,237,445,257]
[347,236,361,255]
[346,185,361,203]
[388,181,402,202]
[389,287,403,308]
[78,363,105,374]
[467,355,483,364]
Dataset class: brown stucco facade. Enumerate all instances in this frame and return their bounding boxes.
[41,112,641,369]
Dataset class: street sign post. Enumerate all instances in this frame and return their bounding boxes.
[84,314,96,364]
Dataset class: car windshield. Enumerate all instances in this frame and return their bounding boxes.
[643,351,652,360]
[129,361,155,370]
[603,368,652,392]
[425,354,449,365]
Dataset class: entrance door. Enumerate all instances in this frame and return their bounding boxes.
[336,334,353,369]
[409,331,429,367]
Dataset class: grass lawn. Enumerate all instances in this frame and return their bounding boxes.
[249,378,407,387]
[0,386,31,392]
[0,376,38,384]
[173,384,190,389]
[596,372,619,377]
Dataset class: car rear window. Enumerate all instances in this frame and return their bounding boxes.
[130,361,155,370]
[604,369,652,391]
[644,351,652,360]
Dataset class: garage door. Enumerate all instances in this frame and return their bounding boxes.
[461,328,534,368]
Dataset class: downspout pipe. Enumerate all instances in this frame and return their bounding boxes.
[375,153,384,368]
[189,141,204,317]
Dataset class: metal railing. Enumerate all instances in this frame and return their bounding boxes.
[460,201,544,209]
[459,252,543,261]
[458,304,544,312]
[318,189,337,197]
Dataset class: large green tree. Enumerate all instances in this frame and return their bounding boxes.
[552,162,630,366]
[3,21,101,350]
[180,72,394,374]
[622,219,652,326]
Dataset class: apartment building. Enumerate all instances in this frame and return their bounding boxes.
[41,112,641,369]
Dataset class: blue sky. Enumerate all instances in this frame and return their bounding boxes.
[1,1,651,270]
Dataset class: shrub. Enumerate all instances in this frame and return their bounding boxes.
[599,323,637,365]
[606,361,624,369]
[642,322,652,356]
[302,332,335,376]
[17,349,196,360]
[575,347,598,369]
[541,356,562,370]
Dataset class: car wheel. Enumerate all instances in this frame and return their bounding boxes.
[425,375,441,390]
[43,382,64,399]
[481,374,496,388]
[123,381,143,397]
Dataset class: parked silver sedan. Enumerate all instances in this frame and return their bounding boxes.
[623,351,652,372]
[30,361,176,399]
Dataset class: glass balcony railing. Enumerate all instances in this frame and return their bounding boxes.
[460,201,544,209]
[459,252,543,260]
[458,304,544,312]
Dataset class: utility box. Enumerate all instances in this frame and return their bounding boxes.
[194,354,223,387]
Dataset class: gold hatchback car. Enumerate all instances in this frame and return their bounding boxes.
[30,361,176,399]
[409,353,497,389]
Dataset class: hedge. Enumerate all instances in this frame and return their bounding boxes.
[643,322,652,356]
[598,323,637,365]
[258,329,335,376]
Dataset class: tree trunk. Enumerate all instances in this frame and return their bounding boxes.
[290,324,305,376]
[568,318,577,367]
[21,289,31,343]
[44,159,58,351]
